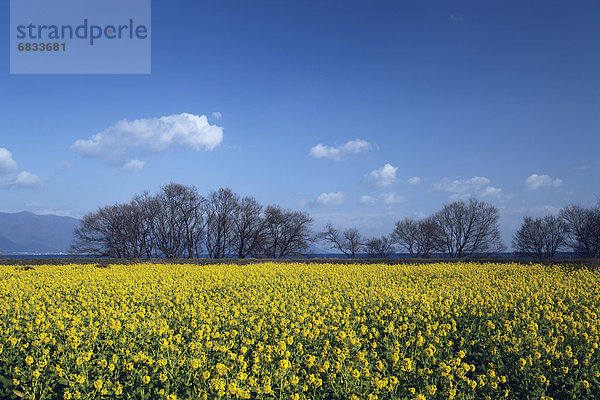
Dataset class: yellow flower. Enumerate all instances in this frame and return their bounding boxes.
[25,356,34,366]
[279,359,291,370]
[94,380,103,390]
[142,375,150,384]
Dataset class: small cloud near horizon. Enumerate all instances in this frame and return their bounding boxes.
[433,176,505,200]
[0,148,42,189]
[123,159,146,171]
[13,171,43,188]
[524,174,562,190]
[360,192,406,206]
[309,139,372,161]
[364,163,397,188]
[302,191,346,207]
[316,191,345,206]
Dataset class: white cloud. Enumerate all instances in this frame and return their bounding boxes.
[211,111,222,120]
[315,191,346,206]
[364,163,397,188]
[481,186,503,197]
[360,195,378,206]
[71,113,223,167]
[433,176,507,200]
[0,149,42,189]
[0,148,18,174]
[309,139,372,161]
[433,176,490,194]
[407,176,421,185]
[525,174,563,190]
[13,171,42,188]
[381,192,406,205]
[360,192,406,206]
[123,159,146,171]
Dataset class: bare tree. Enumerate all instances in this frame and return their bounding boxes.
[153,183,206,258]
[71,202,147,258]
[232,196,265,258]
[132,191,160,258]
[559,204,600,258]
[204,188,239,258]
[319,224,363,258]
[512,215,567,259]
[391,217,441,258]
[432,199,505,258]
[262,205,313,258]
[365,235,394,258]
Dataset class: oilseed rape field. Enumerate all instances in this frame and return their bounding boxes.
[1,262,599,400]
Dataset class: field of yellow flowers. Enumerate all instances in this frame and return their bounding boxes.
[0,262,599,400]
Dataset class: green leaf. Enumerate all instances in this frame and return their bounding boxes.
[566,377,574,386]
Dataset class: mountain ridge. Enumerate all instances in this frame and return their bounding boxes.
[0,211,80,254]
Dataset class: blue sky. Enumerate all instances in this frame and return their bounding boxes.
[1,0,599,245]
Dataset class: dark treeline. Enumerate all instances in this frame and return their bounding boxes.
[71,183,600,259]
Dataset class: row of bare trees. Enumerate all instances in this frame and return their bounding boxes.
[512,203,600,259]
[321,199,600,260]
[71,183,313,259]
[320,199,506,258]
[73,185,600,259]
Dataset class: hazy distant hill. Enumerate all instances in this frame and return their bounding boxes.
[0,212,80,254]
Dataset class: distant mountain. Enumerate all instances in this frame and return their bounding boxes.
[0,211,81,254]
